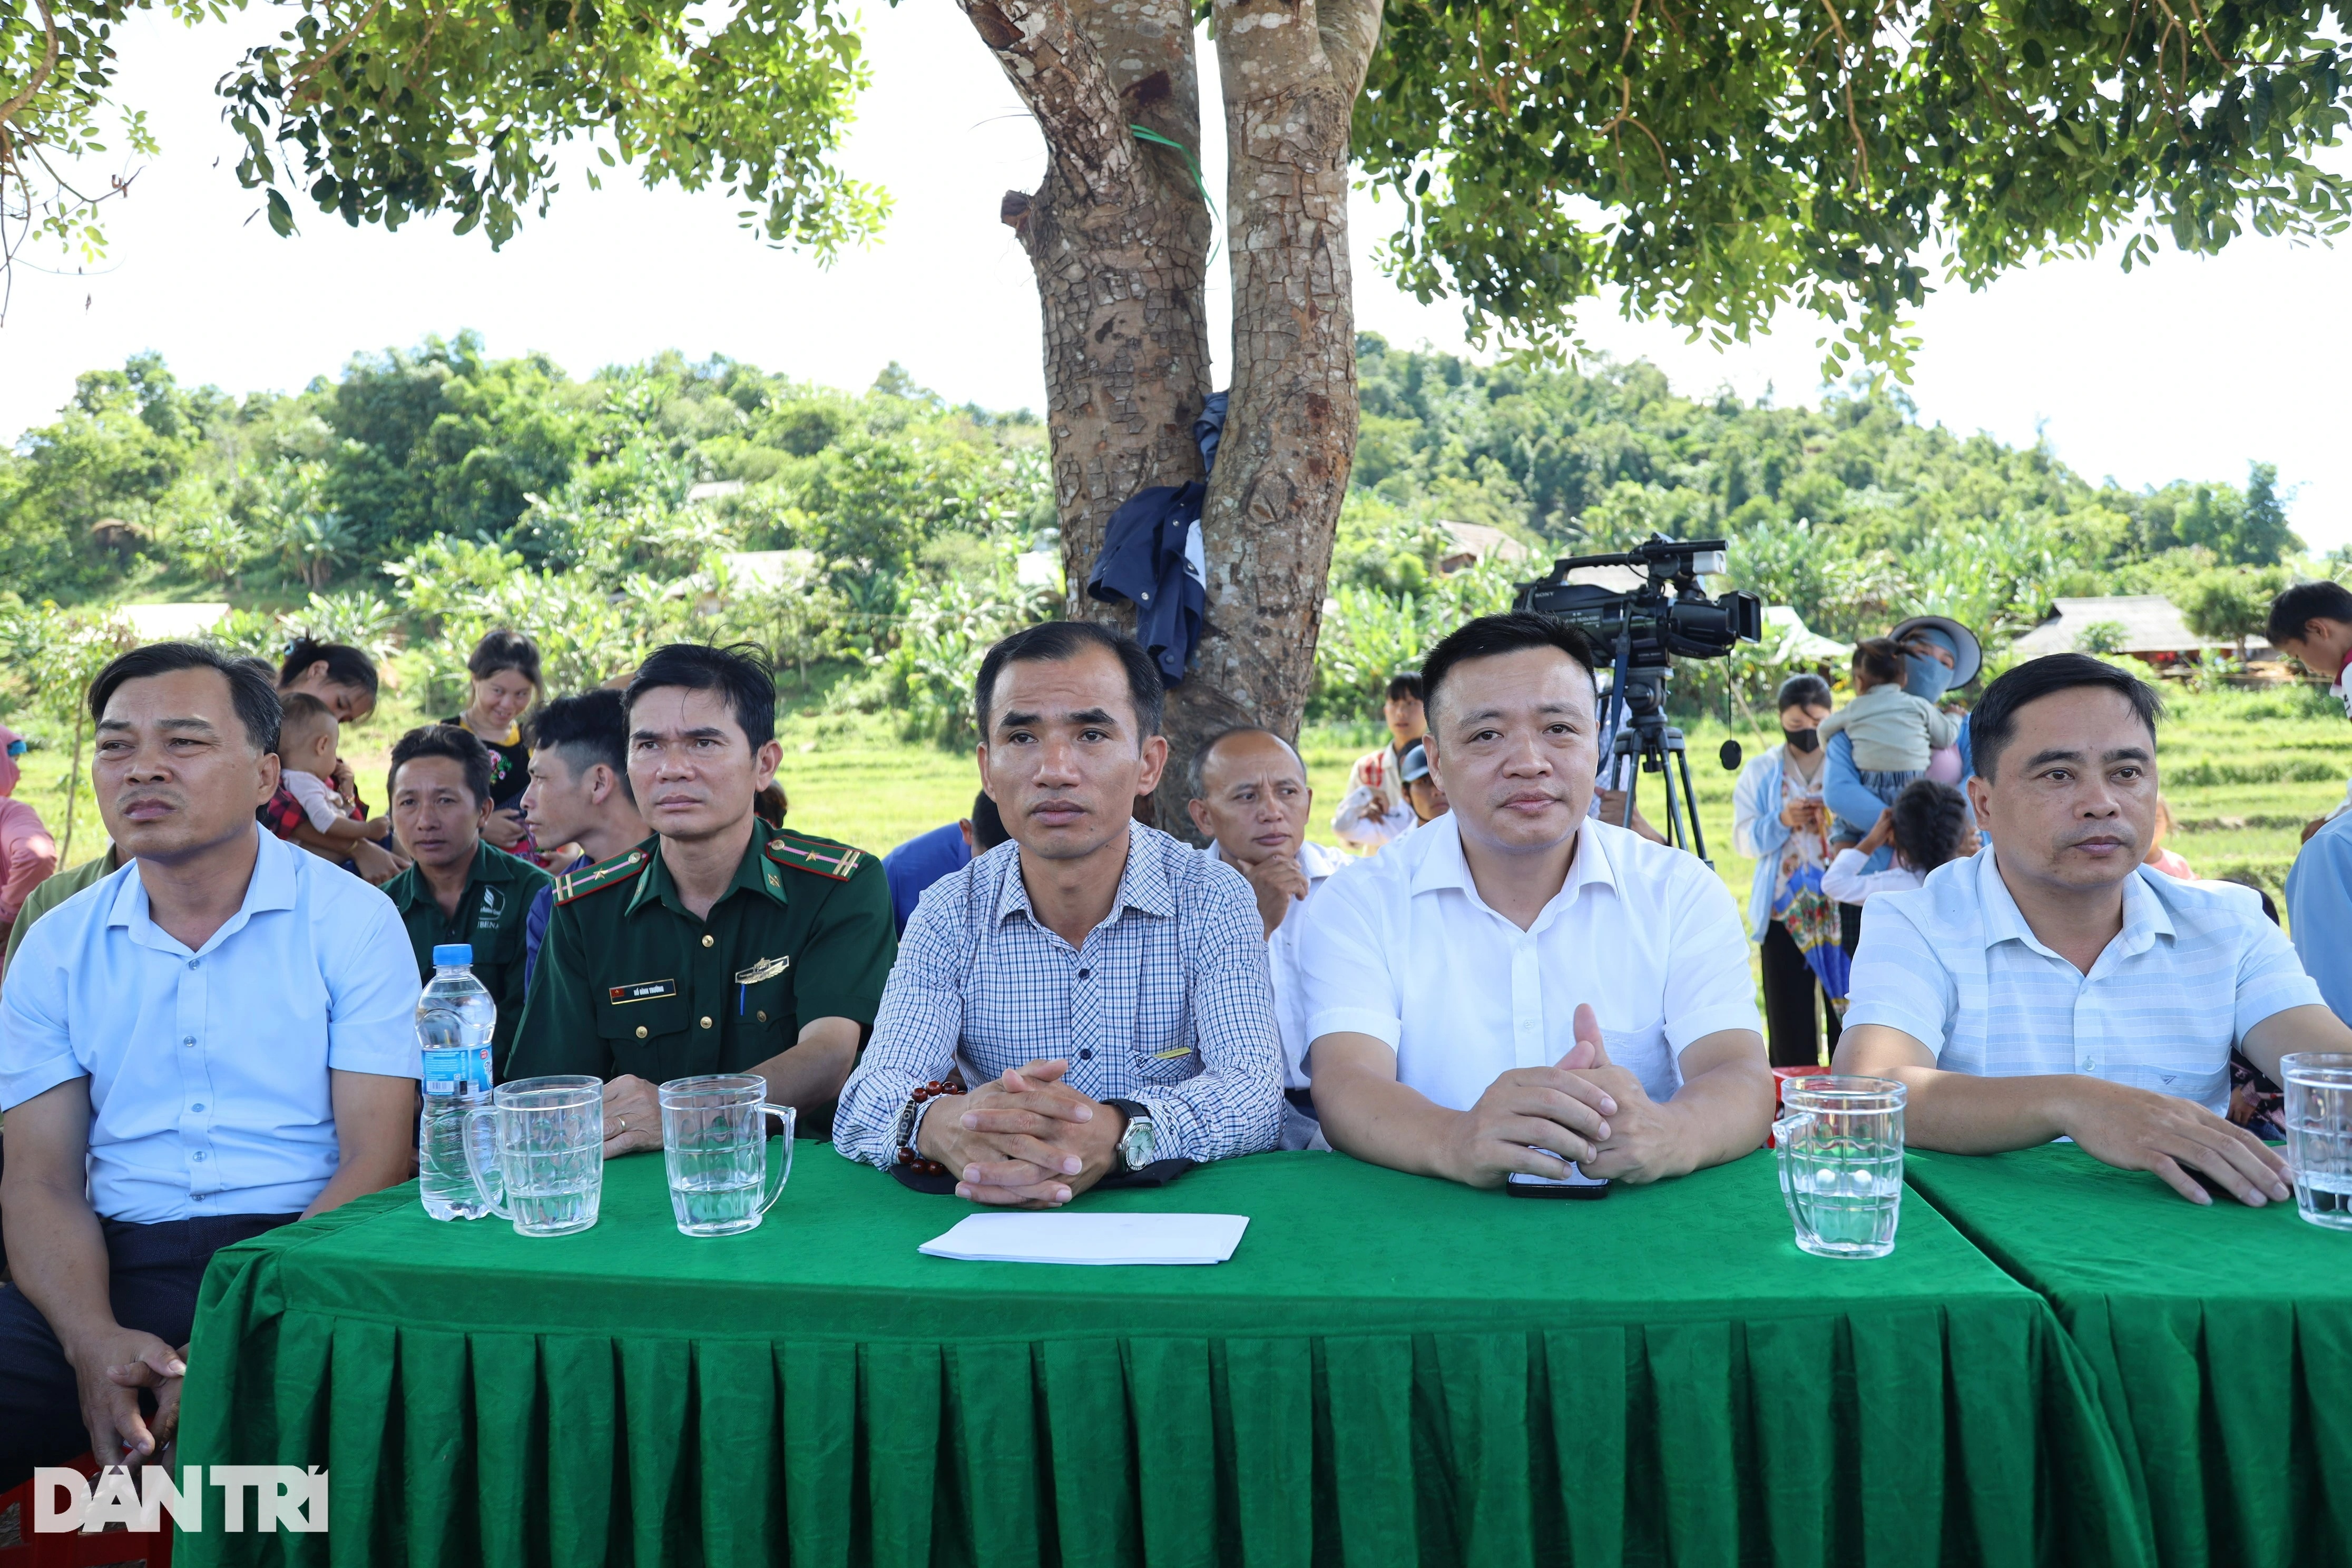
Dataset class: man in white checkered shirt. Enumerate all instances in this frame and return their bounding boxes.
[833,622,1282,1203]
[1837,653,2352,1208]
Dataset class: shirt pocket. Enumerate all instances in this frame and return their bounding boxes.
[1132,1038,1202,1085]
[595,987,692,1051]
[1600,1022,1672,1089]
[738,970,796,1042]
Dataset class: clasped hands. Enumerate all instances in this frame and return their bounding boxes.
[916,1059,1123,1208]
[1442,1003,1690,1188]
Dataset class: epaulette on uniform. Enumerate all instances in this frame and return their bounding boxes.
[554,847,651,905]
[763,829,867,883]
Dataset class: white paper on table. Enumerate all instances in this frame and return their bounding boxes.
[918,1212,1250,1266]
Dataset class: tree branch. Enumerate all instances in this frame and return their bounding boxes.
[0,0,62,141]
[956,0,1140,204]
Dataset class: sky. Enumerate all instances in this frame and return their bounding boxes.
[3,4,2347,549]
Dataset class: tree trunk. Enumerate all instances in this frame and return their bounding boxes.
[960,0,1377,839]
[957,0,1214,590]
[1165,0,1381,829]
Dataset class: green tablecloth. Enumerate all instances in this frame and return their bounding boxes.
[178,1146,2141,1568]
[1906,1145,2352,1568]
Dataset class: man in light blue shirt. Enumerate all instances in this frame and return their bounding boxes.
[2287,810,2352,1026]
[1837,653,2349,1208]
[0,643,420,1487]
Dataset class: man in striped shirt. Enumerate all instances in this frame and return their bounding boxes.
[1836,653,2351,1207]
[832,622,1283,1203]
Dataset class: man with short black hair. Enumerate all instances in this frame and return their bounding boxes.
[834,621,1282,1203]
[1186,726,1342,1148]
[2266,579,2352,718]
[0,643,419,1486]
[509,644,894,1149]
[517,688,648,988]
[381,724,552,1063]
[1836,653,2352,1206]
[1303,612,1771,1189]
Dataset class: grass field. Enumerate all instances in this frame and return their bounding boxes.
[12,675,2348,927]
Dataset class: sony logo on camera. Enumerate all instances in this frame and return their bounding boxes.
[32,1464,328,1534]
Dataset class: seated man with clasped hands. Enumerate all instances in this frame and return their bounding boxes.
[1834,653,2352,1206]
[832,621,1284,1204]
[1300,612,1775,1188]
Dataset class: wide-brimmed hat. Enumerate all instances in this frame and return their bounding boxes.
[1888,616,1983,688]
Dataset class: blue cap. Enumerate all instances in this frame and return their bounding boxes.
[432,944,474,966]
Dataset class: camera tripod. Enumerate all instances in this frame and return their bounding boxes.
[1602,667,1713,867]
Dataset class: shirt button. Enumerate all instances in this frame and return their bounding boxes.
[1077,967,1091,979]
[182,1037,196,1048]
[635,1025,649,1040]
[702,935,715,948]
[700,1016,713,1030]
[1080,1048,1093,1061]
[187,959,200,970]
[756,1011,768,1023]
[192,1151,207,1161]
[191,1103,204,1112]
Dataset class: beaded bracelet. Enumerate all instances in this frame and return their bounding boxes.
[896,1079,968,1175]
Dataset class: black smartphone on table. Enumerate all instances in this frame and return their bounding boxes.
[1506,1164,1612,1200]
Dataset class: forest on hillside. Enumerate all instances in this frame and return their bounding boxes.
[0,332,2328,734]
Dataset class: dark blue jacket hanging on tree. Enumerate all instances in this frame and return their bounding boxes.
[1086,481,1207,685]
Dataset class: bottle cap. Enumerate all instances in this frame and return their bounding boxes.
[432,944,474,966]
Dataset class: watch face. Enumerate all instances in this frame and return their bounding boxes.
[1121,1118,1156,1170]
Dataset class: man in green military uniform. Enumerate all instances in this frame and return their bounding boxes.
[509,644,894,1152]
[380,724,552,1062]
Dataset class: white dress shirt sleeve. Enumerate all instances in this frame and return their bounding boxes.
[1661,860,1767,1050]
[1298,871,1402,1051]
[1841,894,1958,1051]
[0,910,82,1110]
[1820,848,1925,906]
[325,888,426,1078]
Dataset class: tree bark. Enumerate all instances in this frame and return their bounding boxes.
[1161,0,1380,830]
[957,0,1214,601]
[959,0,1377,838]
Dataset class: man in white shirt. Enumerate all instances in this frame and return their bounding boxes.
[1185,726,1345,1147]
[1301,612,1772,1188]
[1835,653,2351,1207]
[0,643,421,1486]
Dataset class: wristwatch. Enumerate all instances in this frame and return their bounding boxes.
[1105,1099,1157,1173]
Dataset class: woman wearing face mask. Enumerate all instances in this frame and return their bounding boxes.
[1732,673,1846,1067]
[443,629,544,856]
[1820,616,1982,949]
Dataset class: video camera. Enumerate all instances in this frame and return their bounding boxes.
[1511,534,1762,668]
[1512,535,1763,864]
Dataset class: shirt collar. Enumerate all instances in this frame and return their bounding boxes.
[388,841,516,913]
[625,826,787,918]
[1972,844,2173,962]
[997,824,1175,929]
[108,824,296,956]
[1408,813,1619,914]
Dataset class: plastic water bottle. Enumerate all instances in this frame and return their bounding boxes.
[417,943,498,1220]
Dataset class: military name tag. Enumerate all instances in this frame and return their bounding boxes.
[734,955,792,985]
[609,979,679,1005]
